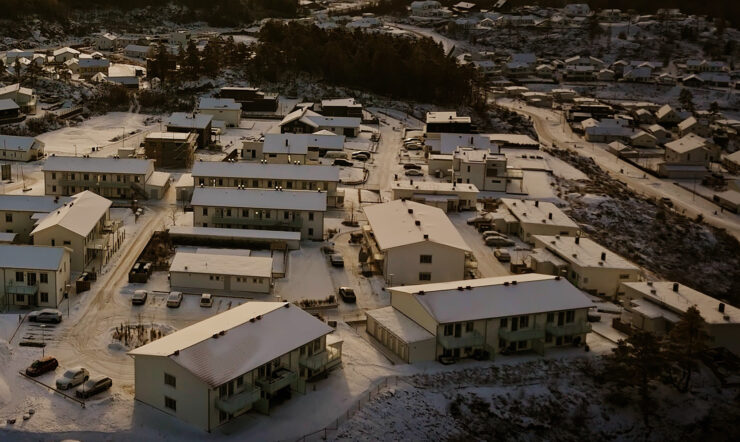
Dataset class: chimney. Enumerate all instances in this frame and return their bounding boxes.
[600,252,606,261]
[534,200,539,207]
[423,234,429,240]
[673,282,679,292]
[415,220,421,226]
[719,303,725,313]
[575,237,580,244]
[548,213,552,220]
[408,208,413,214]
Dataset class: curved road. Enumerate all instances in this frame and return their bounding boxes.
[497,98,740,240]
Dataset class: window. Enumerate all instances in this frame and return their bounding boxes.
[619,274,631,279]
[419,272,431,281]
[308,228,314,236]
[486,168,498,177]
[519,315,529,328]
[164,373,176,387]
[284,212,289,220]
[15,272,23,282]
[226,209,232,217]
[308,212,314,221]
[547,313,554,323]
[16,294,24,302]
[242,209,248,217]
[5,213,11,222]
[63,241,71,246]
[202,208,208,216]
[236,376,244,387]
[40,273,48,284]
[500,318,507,328]
[83,174,89,180]
[565,310,575,323]
[465,321,474,332]
[164,396,176,411]
[443,324,453,336]
[40,292,49,303]
[419,255,432,264]
[51,172,56,179]
[498,338,506,349]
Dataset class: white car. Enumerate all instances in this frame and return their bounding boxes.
[28,309,62,324]
[200,293,213,308]
[166,291,183,308]
[56,367,89,390]
[404,169,424,176]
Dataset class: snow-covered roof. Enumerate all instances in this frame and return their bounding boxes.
[500,198,579,229]
[78,58,110,68]
[725,150,740,165]
[655,104,677,120]
[53,47,80,56]
[31,191,111,238]
[198,97,242,111]
[677,116,700,132]
[280,108,360,129]
[167,112,212,129]
[0,195,69,213]
[170,250,272,278]
[363,199,471,252]
[623,281,740,325]
[0,99,19,111]
[534,235,640,271]
[665,133,708,154]
[510,53,536,64]
[391,274,594,324]
[191,187,327,211]
[148,171,171,187]
[426,133,493,154]
[168,225,301,242]
[0,135,39,152]
[425,111,471,124]
[192,162,339,182]
[488,133,539,147]
[367,306,434,343]
[145,131,194,142]
[44,156,153,175]
[321,98,361,108]
[124,44,151,53]
[393,180,478,194]
[0,83,34,97]
[453,147,505,163]
[0,244,67,271]
[128,302,333,388]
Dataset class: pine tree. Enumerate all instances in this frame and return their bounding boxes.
[679,88,695,113]
[665,306,711,392]
[184,39,200,80]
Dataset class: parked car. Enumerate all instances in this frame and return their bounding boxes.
[352,150,372,158]
[338,287,357,303]
[329,254,345,267]
[494,249,511,262]
[438,355,456,365]
[200,293,213,308]
[324,151,348,159]
[404,169,424,176]
[28,309,62,324]
[403,163,421,170]
[467,214,490,225]
[75,376,112,399]
[404,143,423,151]
[131,290,148,305]
[166,291,183,308]
[333,159,354,167]
[481,230,502,238]
[25,356,59,377]
[403,137,422,143]
[352,153,370,162]
[486,237,515,247]
[56,367,89,390]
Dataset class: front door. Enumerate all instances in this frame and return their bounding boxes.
[26,272,36,286]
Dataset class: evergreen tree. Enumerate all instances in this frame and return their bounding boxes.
[665,306,711,392]
[184,39,200,80]
[679,88,695,113]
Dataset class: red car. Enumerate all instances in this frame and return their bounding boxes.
[26,356,58,377]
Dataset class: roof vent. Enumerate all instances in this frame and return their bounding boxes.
[647,281,653,286]
[601,252,606,261]
[415,220,421,226]
[534,200,539,207]
[719,303,725,313]
[212,333,219,339]
[408,208,413,214]
[173,350,179,356]
[466,285,472,290]
[511,280,517,285]
[555,276,561,280]
[219,330,225,336]
[572,253,577,258]
[598,261,604,266]
[256,315,262,320]
[284,303,290,308]
[575,236,580,245]
[418,290,425,295]
[504,281,510,286]
[423,234,429,240]
[650,289,657,294]
[673,282,679,292]
[250,317,256,322]
[457,286,464,291]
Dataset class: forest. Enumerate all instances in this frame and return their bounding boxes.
[247,21,484,106]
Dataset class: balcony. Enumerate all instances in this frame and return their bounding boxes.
[546,322,592,337]
[498,326,545,342]
[215,385,261,415]
[212,217,302,229]
[437,330,484,350]
[300,350,329,371]
[256,368,297,395]
[5,283,38,296]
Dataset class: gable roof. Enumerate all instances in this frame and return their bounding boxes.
[31,191,111,237]
[192,161,339,182]
[0,195,69,213]
[44,156,152,175]
[0,135,39,152]
[191,187,327,211]
[128,302,333,388]
[363,199,471,252]
[665,133,708,154]
[198,97,241,111]
[280,108,360,130]
[167,112,213,129]
[0,245,67,271]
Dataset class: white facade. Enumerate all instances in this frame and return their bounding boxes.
[0,245,71,308]
[169,251,273,295]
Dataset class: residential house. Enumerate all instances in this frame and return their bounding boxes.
[390,181,478,212]
[128,301,341,431]
[144,132,198,169]
[319,98,363,118]
[0,195,70,243]
[425,133,493,155]
[528,235,642,297]
[722,150,740,174]
[169,250,273,295]
[655,104,682,126]
[620,281,740,355]
[0,134,44,162]
[52,47,80,63]
[646,124,672,144]
[366,273,594,363]
[241,133,344,163]
[124,44,153,59]
[191,187,326,240]
[94,33,118,50]
[279,108,360,137]
[504,53,537,78]
[192,161,343,207]
[664,134,717,164]
[166,113,213,148]
[0,99,20,122]
[217,87,278,112]
[424,112,472,135]
[361,200,472,286]
[452,148,508,192]
[77,54,110,78]
[0,245,71,309]
[198,98,242,127]
[31,191,121,273]
[491,199,580,243]
[0,84,37,114]
[410,1,449,18]
[678,116,712,138]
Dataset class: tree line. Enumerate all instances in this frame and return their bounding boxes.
[246,21,485,106]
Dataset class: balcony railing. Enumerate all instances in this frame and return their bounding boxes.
[212,217,302,228]
[300,350,329,371]
[437,330,484,349]
[215,385,261,414]
[5,283,38,295]
[546,322,592,337]
[256,369,297,395]
[498,326,545,342]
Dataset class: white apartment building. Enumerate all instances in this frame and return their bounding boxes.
[241,133,345,163]
[0,195,70,243]
[452,148,508,192]
[169,250,273,295]
[366,274,594,363]
[191,187,326,240]
[128,302,342,431]
[0,245,71,309]
[0,134,44,162]
[390,181,478,212]
[491,198,580,242]
[362,200,472,286]
[198,98,242,127]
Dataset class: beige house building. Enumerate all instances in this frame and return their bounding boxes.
[191,187,326,240]
[169,250,273,295]
[198,98,242,127]
[491,198,580,243]
[144,132,198,169]
[0,135,44,162]
[366,274,594,363]
[192,162,343,207]
[241,133,345,163]
[528,235,642,297]
[0,245,71,309]
[43,156,169,200]
[620,281,740,355]
[390,181,478,212]
[452,148,508,192]
[0,195,69,243]
[128,302,342,432]
[31,191,121,273]
[362,200,472,286]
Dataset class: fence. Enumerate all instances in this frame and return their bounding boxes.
[295,375,400,442]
